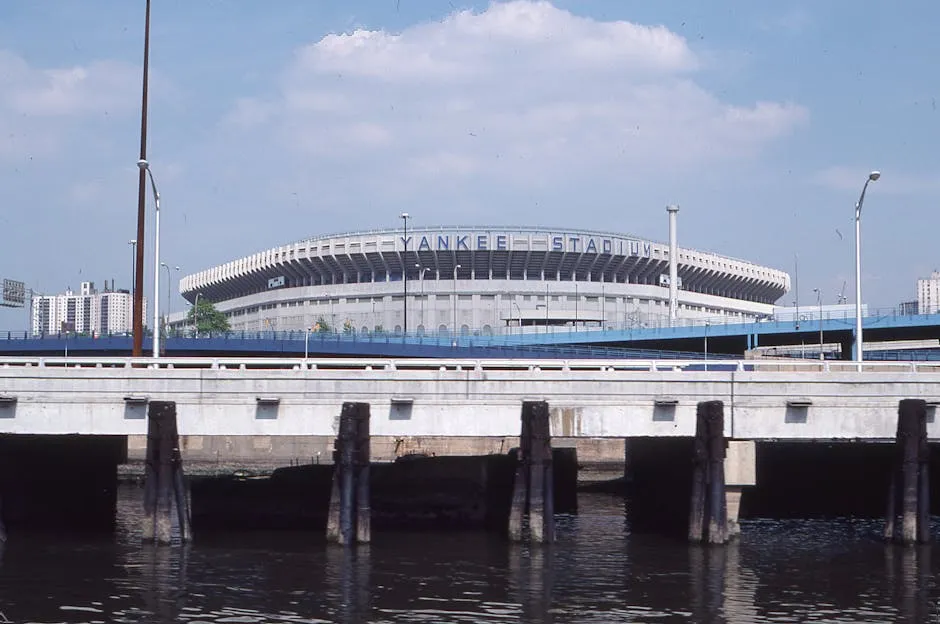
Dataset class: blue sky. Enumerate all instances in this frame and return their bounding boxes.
[1,0,938,329]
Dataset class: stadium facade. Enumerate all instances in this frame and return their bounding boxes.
[176,225,789,335]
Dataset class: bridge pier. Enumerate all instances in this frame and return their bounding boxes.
[885,399,930,544]
[142,401,192,544]
[509,400,554,543]
[326,402,371,545]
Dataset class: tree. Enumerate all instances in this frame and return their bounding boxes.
[343,319,354,334]
[313,316,332,333]
[186,298,230,335]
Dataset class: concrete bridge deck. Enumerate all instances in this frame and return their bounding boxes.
[1,356,938,441]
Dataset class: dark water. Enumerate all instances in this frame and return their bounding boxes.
[1,487,938,623]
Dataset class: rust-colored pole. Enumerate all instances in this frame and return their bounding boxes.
[133,0,151,357]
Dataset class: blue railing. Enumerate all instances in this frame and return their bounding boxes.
[2,307,937,346]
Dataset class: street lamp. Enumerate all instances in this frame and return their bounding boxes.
[128,240,137,297]
[400,213,410,335]
[704,320,710,371]
[854,171,881,368]
[193,292,203,338]
[132,0,153,358]
[137,158,161,358]
[161,263,179,338]
[813,288,824,360]
[416,263,430,334]
[453,264,461,335]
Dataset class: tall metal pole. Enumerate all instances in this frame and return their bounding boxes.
[400,213,409,335]
[129,240,137,296]
[453,264,461,334]
[193,292,202,337]
[139,160,161,358]
[152,187,160,358]
[704,321,709,371]
[417,264,429,332]
[132,0,151,357]
[854,171,880,368]
[814,288,823,360]
[667,204,679,324]
[161,263,177,336]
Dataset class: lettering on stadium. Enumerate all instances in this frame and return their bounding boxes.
[399,232,652,258]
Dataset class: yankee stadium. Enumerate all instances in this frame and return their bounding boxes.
[177,219,789,336]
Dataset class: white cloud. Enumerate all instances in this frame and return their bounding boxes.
[0,51,140,161]
[226,0,806,197]
[0,51,138,117]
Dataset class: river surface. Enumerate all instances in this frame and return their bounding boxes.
[0,486,938,623]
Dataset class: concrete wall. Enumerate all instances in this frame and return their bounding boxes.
[2,359,939,440]
[126,434,624,467]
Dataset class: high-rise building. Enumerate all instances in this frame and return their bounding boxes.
[916,271,940,314]
[31,281,145,336]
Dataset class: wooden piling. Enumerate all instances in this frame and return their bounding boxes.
[155,403,175,544]
[509,401,554,543]
[705,401,728,545]
[690,400,728,545]
[916,409,930,545]
[900,405,919,543]
[326,467,342,542]
[355,404,371,544]
[688,407,708,543]
[507,416,530,542]
[326,402,371,545]
[0,497,6,543]
[167,414,192,542]
[888,399,930,545]
[141,410,159,541]
[884,466,897,541]
[142,401,191,544]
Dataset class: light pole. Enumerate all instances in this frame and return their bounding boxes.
[400,212,410,335]
[132,0,152,358]
[128,240,137,297]
[574,282,578,328]
[416,264,429,333]
[512,302,522,331]
[161,263,179,337]
[453,264,461,335]
[854,171,881,368]
[193,292,203,338]
[813,288,824,360]
[137,158,160,358]
[704,320,710,371]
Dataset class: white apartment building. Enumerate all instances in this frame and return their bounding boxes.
[917,271,940,315]
[31,281,145,336]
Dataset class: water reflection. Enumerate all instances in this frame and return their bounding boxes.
[886,544,934,623]
[0,488,940,623]
[326,545,370,622]
[509,546,555,624]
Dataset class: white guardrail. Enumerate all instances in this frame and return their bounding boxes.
[0,356,938,373]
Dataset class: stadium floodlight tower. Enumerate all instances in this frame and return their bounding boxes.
[854,171,880,369]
